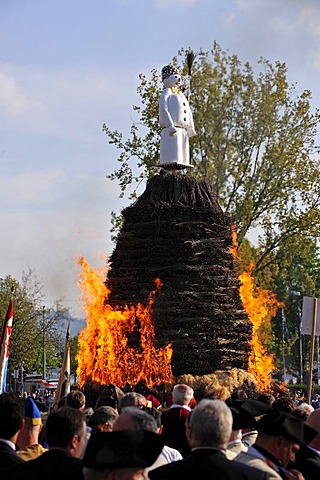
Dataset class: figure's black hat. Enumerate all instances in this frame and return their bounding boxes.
[161,64,181,81]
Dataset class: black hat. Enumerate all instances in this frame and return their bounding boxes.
[161,64,181,81]
[231,399,272,430]
[83,430,164,470]
[257,410,318,446]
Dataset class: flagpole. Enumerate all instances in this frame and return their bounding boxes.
[307,298,317,404]
[281,308,287,382]
[42,306,46,380]
[298,308,303,384]
[282,313,285,381]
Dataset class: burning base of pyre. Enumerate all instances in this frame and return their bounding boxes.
[76,172,282,401]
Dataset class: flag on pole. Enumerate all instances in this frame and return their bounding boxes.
[282,308,290,341]
[53,322,71,408]
[0,298,14,393]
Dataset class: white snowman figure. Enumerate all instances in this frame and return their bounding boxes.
[159,64,196,168]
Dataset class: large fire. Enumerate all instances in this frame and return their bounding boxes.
[231,233,281,390]
[76,256,172,388]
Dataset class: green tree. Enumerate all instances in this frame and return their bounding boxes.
[0,270,70,381]
[103,43,320,275]
[270,240,320,377]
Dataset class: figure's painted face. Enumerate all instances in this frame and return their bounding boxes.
[164,73,181,89]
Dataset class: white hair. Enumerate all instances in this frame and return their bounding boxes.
[189,399,232,448]
[172,384,194,405]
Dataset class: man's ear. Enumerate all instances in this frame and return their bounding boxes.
[100,422,112,432]
[70,434,78,450]
[19,418,25,432]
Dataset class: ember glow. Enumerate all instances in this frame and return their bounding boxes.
[76,256,173,388]
[231,232,280,390]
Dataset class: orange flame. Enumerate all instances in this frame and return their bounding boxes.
[231,231,281,390]
[76,256,172,389]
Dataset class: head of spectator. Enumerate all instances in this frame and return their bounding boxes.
[172,384,194,407]
[66,390,86,412]
[255,410,317,467]
[0,392,25,443]
[16,396,42,451]
[230,389,248,403]
[83,429,164,480]
[113,407,158,434]
[291,402,314,421]
[45,406,87,458]
[186,399,232,450]
[85,407,95,423]
[256,392,275,405]
[142,406,162,431]
[119,392,147,414]
[305,408,320,451]
[272,395,295,413]
[88,406,119,432]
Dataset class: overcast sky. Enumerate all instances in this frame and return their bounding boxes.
[1,0,320,321]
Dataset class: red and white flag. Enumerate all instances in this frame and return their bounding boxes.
[0,299,14,393]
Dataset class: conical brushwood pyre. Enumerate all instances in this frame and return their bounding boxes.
[107,172,252,376]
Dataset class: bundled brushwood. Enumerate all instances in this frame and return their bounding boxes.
[106,171,252,376]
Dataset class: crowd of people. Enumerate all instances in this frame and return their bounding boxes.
[0,384,319,480]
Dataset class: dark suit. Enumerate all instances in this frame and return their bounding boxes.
[0,440,24,473]
[3,449,84,480]
[290,446,320,480]
[149,448,269,480]
[160,406,190,457]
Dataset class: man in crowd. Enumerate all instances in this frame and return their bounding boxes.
[235,410,317,479]
[113,406,182,470]
[0,393,25,472]
[83,429,164,480]
[149,398,269,479]
[4,406,87,479]
[66,389,86,411]
[88,406,118,432]
[160,383,193,457]
[290,407,320,479]
[118,392,147,413]
[16,396,46,460]
[228,399,272,458]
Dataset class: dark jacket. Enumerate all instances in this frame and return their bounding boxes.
[3,449,84,480]
[0,440,25,473]
[160,406,191,457]
[149,448,269,480]
[290,445,320,480]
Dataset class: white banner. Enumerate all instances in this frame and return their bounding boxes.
[301,297,320,336]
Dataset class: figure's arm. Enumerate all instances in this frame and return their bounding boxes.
[159,89,177,136]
